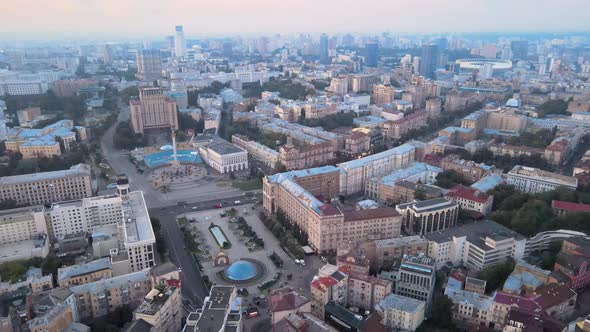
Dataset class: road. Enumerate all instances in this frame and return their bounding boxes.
[149,194,261,306]
[98,103,263,306]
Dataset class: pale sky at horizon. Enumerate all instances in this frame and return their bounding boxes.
[1,0,590,39]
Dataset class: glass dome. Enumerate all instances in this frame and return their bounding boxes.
[224,260,258,281]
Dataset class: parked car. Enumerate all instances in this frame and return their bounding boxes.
[214,203,223,209]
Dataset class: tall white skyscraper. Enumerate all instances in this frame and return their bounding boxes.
[174,25,186,58]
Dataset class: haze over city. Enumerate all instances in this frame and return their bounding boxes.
[2,0,590,39]
[2,1,590,332]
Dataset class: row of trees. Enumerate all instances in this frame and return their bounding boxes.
[259,212,305,259]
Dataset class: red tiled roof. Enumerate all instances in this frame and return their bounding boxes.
[446,184,491,204]
[311,276,338,292]
[493,292,542,312]
[526,283,576,310]
[551,200,590,213]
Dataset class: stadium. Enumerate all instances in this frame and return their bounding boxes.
[455,58,513,72]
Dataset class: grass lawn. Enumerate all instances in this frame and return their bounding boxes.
[232,179,262,191]
[177,217,189,227]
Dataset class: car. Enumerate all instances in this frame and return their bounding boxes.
[234,200,242,205]
[300,259,306,266]
[192,207,198,210]
[294,259,300,265]
[214,203,223,209]
[177,201,187,206]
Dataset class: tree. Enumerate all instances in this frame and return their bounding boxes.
[537,99,568,118]
[417,294,455,332]
[434,170,468,189]
[478,259,515,293]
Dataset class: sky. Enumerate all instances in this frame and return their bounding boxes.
[1,0,590,39]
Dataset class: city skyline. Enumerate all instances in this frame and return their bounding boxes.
[2,0,590,40]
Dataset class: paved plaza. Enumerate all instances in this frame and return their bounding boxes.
[178,204,324,298]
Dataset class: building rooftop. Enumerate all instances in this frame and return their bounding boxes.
[343,208,400,222]
[551,200,590,213]
[267,165,339,183]
[135,286,178,316]
[70,269,150,295]
[377,162,442,186]
[471,174,504,193]
[270,287,310,313]
[0,163,91,186]
[57,257,112,282]
[374,235,427,249]
[206,139,244,155]
[324,302,364,330]
[122,191,155,245]
[338,143,415,170]
[445,287,493,312]
[425,220,525,246]
[376,293,425,313]
[508,165,578,187]
[446,185,491,204]
[397,198,457,213]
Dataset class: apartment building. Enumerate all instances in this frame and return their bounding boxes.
[71,269,152,320]
[129,87,178,134]
[396,198,459,236]
[264,166,400,252]
[279,139,336,171]
[338,143,416,195]
[57,258,113,287]
[506,165,578,194]
[133,286,182,332]
[182,286,243,332]
[372,84,396,104]
[426,220,526,271]
[136,49,163,81]
[28,302,75,332]
[394,255,436,309]
[47,194,123,240]
[441,154,495,183]
[375,294,425,331]
[445,184,494,216]
[197,136,248,173]
[232,134,279,169]
[341,208,402,242]
[0,206,47,245]
[386,181,443,205]
[348,271,392,311]
[0,80,49,95]
[5,119,88,158]
[365,162,442,201]
[382,110,428,139]
[312,264,391,317]
[329,77,348,96]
